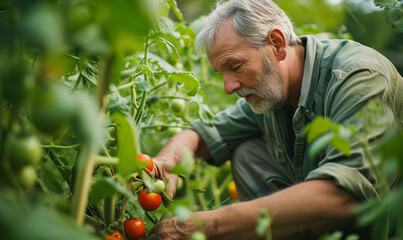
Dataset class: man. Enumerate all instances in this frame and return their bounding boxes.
[145,0,403,239]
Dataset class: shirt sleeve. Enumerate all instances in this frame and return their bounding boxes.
[190,98,263,166]
[305,69,396,201]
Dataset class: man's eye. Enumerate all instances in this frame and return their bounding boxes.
[231,65,241,71]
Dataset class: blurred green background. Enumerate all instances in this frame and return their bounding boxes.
[175,0,403,75]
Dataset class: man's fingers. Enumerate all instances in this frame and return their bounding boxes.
[143,225,159,240]
[165,174,178,199]
[152,161,178,199]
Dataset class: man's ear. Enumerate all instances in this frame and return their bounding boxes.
[267,29,287,61]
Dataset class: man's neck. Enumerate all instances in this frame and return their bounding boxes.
[286,44,305,108]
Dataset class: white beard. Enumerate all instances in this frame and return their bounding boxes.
[236,55,286,113]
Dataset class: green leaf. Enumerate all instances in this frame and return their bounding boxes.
[374,0,394,7]
[158,2,170,17]
[158,37,180,59]
[255,209,272,237]
[166,0,184,21]
[330,134,351,156]
[72,24,109,55]
[80,59,100,86]
[110,112,140,178]
[197,102,215,126]
[135,79,150,92]
[158,16,175,35]
[92,0,152,51]
[303,116,335,143]
[345,234,359,240]
[88,177,134,205]
[141,170,157,192]
[168,72,200,96]
[377,130,403,169]
[384,6,403,31]
[138,65,154,78]
[308,132,334,160]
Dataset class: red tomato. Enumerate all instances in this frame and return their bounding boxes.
[105,231,123,240]
[124,218,145,240]
[136,154,153,173]
[138,190,162,211]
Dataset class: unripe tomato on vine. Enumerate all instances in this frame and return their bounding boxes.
[153,179,165,193]
[7,133,42,169]
[124,218,145,240]
[170,98,186,117]
[18,165,37,189]
[136,154,153,173]
[138,190,162,211]
[105,231,123,240]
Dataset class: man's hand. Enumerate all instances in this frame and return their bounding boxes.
[143,217,199,240]
[152,158,179,199]
[150,129,210,199]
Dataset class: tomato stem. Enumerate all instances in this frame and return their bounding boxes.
[41,143,81,149]
[118,180,133,221]
[71,144,97,224]
[104,194,116,226]
[94,155,119,165]
[145,211,158,225]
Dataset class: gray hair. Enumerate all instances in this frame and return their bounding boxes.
[195,0,301,52]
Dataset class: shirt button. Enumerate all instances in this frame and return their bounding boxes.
[305,109,310,113]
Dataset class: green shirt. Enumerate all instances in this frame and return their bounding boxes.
[191,35,403,201]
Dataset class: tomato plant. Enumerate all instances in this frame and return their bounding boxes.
[124,218,145,240]
[138,190,162,211]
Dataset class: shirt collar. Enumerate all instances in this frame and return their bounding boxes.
[298,35,323,117]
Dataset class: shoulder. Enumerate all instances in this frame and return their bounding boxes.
[319,39,395,79]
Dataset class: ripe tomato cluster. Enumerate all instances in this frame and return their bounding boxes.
[104,154,167,240]
[134,154,163,212]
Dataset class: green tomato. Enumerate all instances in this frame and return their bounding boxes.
[190,232,206,240]
[176,177,184,191]
[7,133,42,169]
[18,165,37,189]
[153,180,166,193]
[167,127,182,137]
[170,99,186,116]
[30,83,75,135]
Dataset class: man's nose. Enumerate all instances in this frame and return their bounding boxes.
[223,73,242,95]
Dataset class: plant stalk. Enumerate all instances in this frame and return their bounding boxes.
[71,144,97,225]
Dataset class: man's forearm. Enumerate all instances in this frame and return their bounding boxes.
[195,179,358,240]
